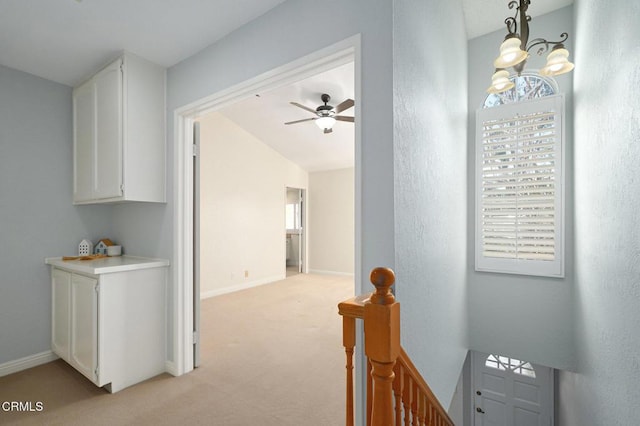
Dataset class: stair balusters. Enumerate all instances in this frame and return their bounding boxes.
[338,267,454,426]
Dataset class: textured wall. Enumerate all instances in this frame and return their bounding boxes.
[557,1,640,425]
[111,1,394,381]
[165,0,394,280]
[467,6,576,371]
[0,65,112,365]
[393,0,469,404]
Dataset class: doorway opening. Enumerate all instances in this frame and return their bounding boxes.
[286,187,305,277]
[172,39,364,418]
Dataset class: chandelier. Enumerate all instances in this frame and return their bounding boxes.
[487,0,575,94]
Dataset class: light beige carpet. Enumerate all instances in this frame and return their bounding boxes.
[0,273,354,425]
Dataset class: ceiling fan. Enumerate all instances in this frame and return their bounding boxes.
[284,93,354,134]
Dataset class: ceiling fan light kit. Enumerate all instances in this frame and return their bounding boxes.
[315,116,337,131]
[487,0,575,94]
[285,93,354,134]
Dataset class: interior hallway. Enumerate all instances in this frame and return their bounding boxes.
[0,274,353,425]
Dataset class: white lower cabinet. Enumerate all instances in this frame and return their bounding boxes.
[49,257,168,393]
[69,273,99,382]
[51,269,71,361]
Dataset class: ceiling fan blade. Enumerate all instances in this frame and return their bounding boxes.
[284,117,316,125]
[290,102,317,114]
[334,116,354,123]
[333,98,354,114]
[324,128,333,134]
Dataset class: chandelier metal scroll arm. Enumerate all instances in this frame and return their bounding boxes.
[503,1,533,46]
[504,1,521,36]
[526,32,569,56]
[519,0,532,48]
[504,16,518,36]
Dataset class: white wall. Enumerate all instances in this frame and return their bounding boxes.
[0,65,112,365]
[393,0,469,404]
[467,6,576,372]
[199,112,307,297]
[557,1,640,425]
[308,168,354,275]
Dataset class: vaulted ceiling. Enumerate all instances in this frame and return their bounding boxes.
[217,62,355,172]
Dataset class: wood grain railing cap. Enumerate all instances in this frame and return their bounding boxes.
[338,293,369,318]
[369,267,395,305]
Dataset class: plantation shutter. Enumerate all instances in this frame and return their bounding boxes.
[475,95,564,277]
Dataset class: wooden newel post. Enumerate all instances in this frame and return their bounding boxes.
[364,267,400,426]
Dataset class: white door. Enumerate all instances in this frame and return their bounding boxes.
[51,269,71,361]
[193,121,201,368]
[93,59,123,200]
[73,81,95,203]
[70,274,99,383]
[472,351,553,426]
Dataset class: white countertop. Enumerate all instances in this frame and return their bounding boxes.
[45,255,170,275]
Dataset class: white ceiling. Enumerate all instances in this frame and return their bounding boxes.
[463,0,573,39]
[218,62,355,172]
[0,0,287,87]
[0,0,574,87]
[0,0,572,171]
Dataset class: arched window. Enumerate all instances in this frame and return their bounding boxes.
[484,73,558,108]
[485,354,536,378]
[476,71,565,278]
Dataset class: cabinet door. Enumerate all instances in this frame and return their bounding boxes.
[93,59,123,200]
[70,274,99,383]
[73,81,95,203]
[51,269,71,361]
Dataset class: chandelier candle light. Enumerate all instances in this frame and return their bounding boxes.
[487,0,575,94]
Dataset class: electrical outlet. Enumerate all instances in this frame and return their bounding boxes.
[244,270,249,278]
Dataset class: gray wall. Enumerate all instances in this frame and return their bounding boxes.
[166,0,396,279]
[110,0,396,379]
[110,0,469,408]
[467,6,576,371]
[393,0,469,404]
[557,1,640,424]
[0,65,112,364]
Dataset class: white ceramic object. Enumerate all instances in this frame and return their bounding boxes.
[107,245,122,256]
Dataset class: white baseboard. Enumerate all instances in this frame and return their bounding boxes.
[308,269,354,277]
[165,360,179,377]
[0,350,59,378]
[200,274,286,300]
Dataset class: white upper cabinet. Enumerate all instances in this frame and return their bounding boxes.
[93,60,123,200]
[73,81,95,202]
[73,52,165,204]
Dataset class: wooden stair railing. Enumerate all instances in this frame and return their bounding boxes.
[338,267,454,426]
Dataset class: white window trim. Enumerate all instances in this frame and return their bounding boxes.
[475,95,565,278]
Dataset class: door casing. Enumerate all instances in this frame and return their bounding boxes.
[172,34,364,424]
[470,351,554,426]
